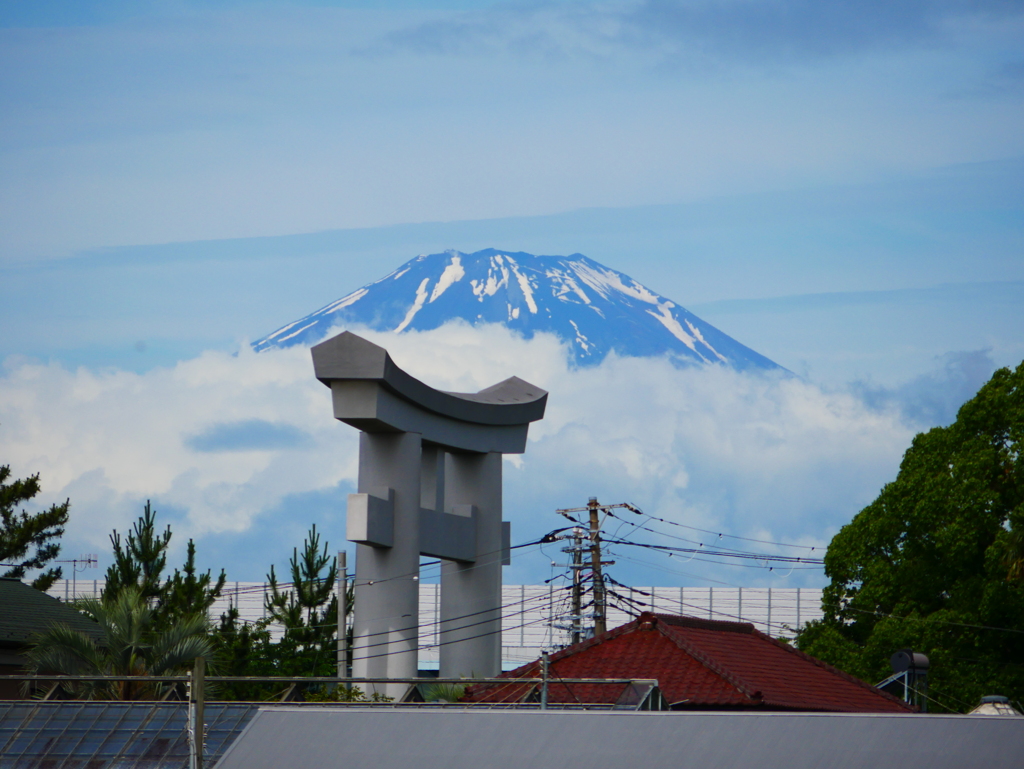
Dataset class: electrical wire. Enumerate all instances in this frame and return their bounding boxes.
[606,510,820,562]
[603,550,747,587]
[612,504,820,552]
[604,572,799,635]
[843,606,1024,636]
[355,615,556,664]
[604,536,824,566]
[214,536,551,608]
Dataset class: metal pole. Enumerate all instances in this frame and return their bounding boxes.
[540,651,549,710]
[587,497,606,637]
[337,551,348,680]
[571,529,583,645]
[189,656,205,769]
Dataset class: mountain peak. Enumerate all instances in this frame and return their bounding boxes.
[253,248,781,371]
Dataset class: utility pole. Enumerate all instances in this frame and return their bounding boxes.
[188,656,206,769]
[337,550,348,680]
[569,529,584,645]
[556,498,631,641]
[587,497,607,636]
[540,650,549,710]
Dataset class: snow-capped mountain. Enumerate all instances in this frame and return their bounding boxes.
[253,249,781,370]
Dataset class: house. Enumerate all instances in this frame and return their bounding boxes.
[463,612,912,712]
[0,577,103,699]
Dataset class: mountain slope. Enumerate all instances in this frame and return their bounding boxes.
[253,249,782,370]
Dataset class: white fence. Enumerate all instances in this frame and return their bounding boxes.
[48,580,823,671]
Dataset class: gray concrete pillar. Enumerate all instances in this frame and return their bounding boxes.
[420,444,445,512]
[351,431,421,698]
[439,451,503,678]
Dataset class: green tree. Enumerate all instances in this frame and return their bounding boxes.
[104,500,172,602]
[797,361,1024,712]
[0,464,70,591]
[264,524,339,677]
[104,501,225,627]
[211,606,278,701]
[26,588,213,700]
[163,538,228,626]
[210,525,342,701]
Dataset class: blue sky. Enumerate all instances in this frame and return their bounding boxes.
[1,0,1022,589]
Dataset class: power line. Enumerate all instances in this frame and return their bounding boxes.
[606,510,820,561]
[844,605,1024,636]
[604,537,824,568]
[605,533,824,564]
[602,549,748,587]
[617,505,820,552]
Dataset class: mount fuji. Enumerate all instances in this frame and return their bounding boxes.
[252,249,782,370]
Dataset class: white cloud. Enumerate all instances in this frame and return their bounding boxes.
[0,323,916,584]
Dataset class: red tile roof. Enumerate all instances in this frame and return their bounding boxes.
[464,612,911,712]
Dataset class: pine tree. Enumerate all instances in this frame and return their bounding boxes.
[104,501,225,626]
[104,500,170,602]
[162,538,227,626]
[265,524,338,676]
[0,464,70,591]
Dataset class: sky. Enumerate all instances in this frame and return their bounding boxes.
[1,0,1023,592]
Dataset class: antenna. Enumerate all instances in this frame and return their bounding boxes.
[54,554,98,601]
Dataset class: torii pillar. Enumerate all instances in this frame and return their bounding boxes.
[312,332,547,694]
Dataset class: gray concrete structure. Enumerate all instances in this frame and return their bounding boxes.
[312,332,547,691]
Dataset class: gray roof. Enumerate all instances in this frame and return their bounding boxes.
[0,578,103,646]
[215,708,1024,769]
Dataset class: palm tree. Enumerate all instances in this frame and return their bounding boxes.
[26,588,213,700]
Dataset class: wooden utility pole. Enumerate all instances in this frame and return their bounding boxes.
[337,550,348,680]
[556,498,633,640]
[540,650,549,710]
[189,656,205,769]
[570,529,584,645]
[587,497,607,636]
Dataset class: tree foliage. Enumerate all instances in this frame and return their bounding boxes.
[104,500,226,628]
[797,361,1024,712]
[26,588,213,700]
[213,524,344,700]
[265,524,339,676]
[0,464,70,591]
[104,500,170,602]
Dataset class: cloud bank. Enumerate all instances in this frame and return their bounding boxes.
[0,323,924,585]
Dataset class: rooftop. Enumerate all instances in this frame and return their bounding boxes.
[0,578,102,647]
[464,612,912,712]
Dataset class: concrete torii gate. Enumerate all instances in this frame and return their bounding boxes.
[311,332,547,692]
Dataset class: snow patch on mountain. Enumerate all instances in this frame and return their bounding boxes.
[396,277,430,333]
[430,255,465,303]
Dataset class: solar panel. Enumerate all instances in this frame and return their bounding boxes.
[0,701,256,768]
